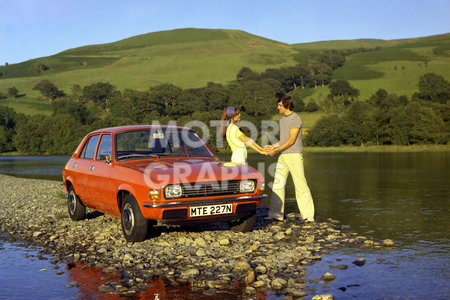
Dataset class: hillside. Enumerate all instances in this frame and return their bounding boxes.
[0,29,449,115]
[0,29,298,97]
[293,33,450,101]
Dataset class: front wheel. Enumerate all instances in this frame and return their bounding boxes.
[68,186,86,221]
[229,211,256,233]
[121,194,148,242]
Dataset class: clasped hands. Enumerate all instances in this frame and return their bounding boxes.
[261,145,277,157]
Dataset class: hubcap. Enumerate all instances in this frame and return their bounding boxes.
[122,203,135,235]
[69,193,76,214]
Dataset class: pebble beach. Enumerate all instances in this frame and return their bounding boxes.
[0,174,394,299]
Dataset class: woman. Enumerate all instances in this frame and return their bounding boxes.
[221,107,265,164]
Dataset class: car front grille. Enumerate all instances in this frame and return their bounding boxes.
[176,180,253,198]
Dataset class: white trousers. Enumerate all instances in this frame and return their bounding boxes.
[268,153,315,221]
[231,148,247,164]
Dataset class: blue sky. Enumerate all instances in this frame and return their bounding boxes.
[1,0,449,64]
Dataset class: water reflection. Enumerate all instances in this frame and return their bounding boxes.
[0,155,69,180]
[246,152,449,250]
[65,263,257,299]
[0,237,73,299]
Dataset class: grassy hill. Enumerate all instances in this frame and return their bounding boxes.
[293,33,450,102]
[0,29,298,97]
[0,28,449,118]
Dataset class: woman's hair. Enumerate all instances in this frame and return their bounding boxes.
[220,107,240,138]
[278,96,294,110]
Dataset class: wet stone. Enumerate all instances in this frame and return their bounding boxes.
[312,294,334,300]
[245,270,255,285]
[103,266,117,274]
[352,258,366,266]
[255,265,267,274]
[181,268,200,279]
[383,239,394,247]
[321,272,336,281]
[245,286,257,295]
[252,280,266,288]
[271,277,287,290]
[329,264,348,270]
[98,284,115,293]
[233,261,251,272]
[219,239,230,246]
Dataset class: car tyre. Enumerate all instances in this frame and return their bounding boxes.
[68,186,86,221]
[229,211,256,233]
[121,194,148,242]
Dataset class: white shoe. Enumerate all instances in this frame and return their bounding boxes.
[265,216,283,222]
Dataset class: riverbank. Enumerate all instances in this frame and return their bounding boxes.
[212,144,450,155]
[0,174,394,298]
[2,144,449,157]
[257,144,450,153]
[304,144,450,152]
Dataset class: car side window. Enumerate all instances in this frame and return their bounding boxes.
[96,134,112,160]
[80,135,100,160]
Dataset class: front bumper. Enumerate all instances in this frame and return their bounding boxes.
[143,195,267,208]
[142,194,267,221]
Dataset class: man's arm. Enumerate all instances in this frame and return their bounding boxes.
[267,128,299,156]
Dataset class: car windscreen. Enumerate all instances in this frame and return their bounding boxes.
[115,128,214,160]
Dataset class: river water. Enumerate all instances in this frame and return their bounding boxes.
[0,152,449,299]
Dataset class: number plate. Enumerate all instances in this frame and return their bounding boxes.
[190,204,233,217]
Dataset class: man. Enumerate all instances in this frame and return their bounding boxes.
[265,96,315,222]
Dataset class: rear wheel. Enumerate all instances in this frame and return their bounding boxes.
[68,186,86,221]
[229,211,256,233]
[121,194,148,242]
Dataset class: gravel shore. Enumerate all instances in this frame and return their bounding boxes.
[0,174,392,298]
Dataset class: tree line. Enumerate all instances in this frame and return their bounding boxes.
[0,48,448,154]
[306,73,449,146]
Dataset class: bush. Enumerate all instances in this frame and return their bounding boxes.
[305,115,350,146]
[7,86,19,98]
[304,101,320,112]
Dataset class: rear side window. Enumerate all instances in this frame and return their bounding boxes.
[96,134,112,160]
[80,135,100,160]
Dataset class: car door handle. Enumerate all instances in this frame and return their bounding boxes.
[89,165,95,171]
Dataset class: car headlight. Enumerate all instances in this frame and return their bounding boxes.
[240,180,255,193]
[165,184,183,198]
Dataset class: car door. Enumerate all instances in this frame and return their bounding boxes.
[74,134,100,208]
[86,134,115,214]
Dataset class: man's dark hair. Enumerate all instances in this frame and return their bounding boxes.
[278,96,294,110]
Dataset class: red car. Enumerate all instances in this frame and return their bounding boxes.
[63,125,266,242]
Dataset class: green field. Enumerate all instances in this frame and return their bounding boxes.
[0,29,448,119]
[0,97,53,116]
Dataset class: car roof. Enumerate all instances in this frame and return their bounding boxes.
[90,125,192,134]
